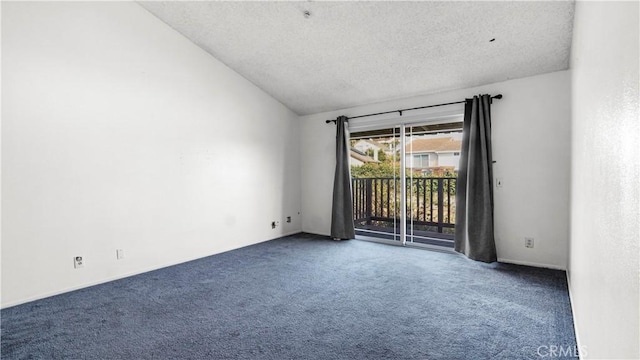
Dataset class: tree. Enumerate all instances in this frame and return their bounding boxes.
[351,162,400,178]
[377,149,387,162]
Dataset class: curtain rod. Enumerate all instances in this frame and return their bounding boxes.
[325,94,503,124]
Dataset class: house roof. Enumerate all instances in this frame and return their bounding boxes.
[364,139,384,149]
[406,137,461,153]
[350,149,379,163]
[357,139,383,149]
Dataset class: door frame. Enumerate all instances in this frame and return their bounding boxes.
[349,108,464,249]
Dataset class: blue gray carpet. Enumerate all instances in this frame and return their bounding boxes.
[1,233,577,359]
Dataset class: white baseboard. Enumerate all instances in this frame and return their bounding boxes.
[2,231,303,309]
[272,230,303,238]
[565,271,584,360]
[498,257,566,270]
[298,231,332,238]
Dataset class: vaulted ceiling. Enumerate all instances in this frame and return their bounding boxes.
[139,1,575,115]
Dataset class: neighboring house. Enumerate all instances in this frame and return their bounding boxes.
[350,148,379,167]
[352,139,382,161]
[375,137,399,157]
[405,137,462,172]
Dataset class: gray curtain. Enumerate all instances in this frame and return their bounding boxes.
[330,116,356,240]
[454,95,497,262]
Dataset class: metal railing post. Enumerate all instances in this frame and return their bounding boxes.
[365,178,372,225]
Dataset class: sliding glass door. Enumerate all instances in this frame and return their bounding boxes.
[350,121,462,249]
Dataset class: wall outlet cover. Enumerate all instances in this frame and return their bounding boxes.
[74,256,84,268]
[525,237,534,248]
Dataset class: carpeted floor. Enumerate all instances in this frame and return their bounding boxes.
[1,233,577,359]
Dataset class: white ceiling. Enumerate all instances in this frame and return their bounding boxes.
[139,1,575,116]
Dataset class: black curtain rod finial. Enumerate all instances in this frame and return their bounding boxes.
[326,117,344,124]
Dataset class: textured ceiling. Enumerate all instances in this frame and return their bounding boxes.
[139,1,575,115]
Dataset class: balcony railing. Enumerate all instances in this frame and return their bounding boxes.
[352,177,457,238]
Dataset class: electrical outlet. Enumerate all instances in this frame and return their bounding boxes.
[525,237,534,248]
[116,249,125,260]
[74,256,84,269]
[496,178,503,188]
[271,221,276,229]
[286,216,291,223]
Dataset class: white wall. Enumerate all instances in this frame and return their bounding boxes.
[569,1,639,359]
[301,70,571,269]
[1,2,301,307]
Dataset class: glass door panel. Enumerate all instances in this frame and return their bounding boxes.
[404,124,461,248]
[350,127,401,242]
